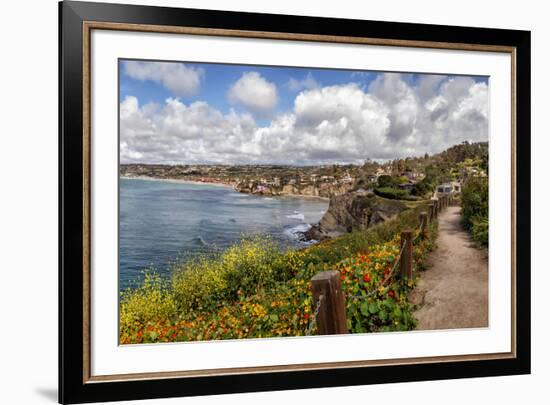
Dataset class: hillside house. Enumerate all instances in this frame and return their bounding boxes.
[342,173,355,184]
[436,183,453,194]
[367,174,378,183]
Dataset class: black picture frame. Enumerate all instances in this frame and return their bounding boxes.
[59,1,531,403]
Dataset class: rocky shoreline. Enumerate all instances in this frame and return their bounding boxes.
[122,175,408,243]
[234,181,349,199]
[302,190,407,241]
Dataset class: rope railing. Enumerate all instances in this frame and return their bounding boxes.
[308,201,445,335]
[346,242,406,301]
[306,294,324,336]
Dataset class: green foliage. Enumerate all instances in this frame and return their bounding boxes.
[374,187,420,201]
[471,215,489,245]
[119,204,438,344]
[170,236,285,312]
[300,204,430,268]
[374,187,408,200]
[351,175,373,191]
[461,177,488,245]
[424,164,450,185]
[119,272,177,326]
[441,141,489,167]
[377,175,405,188]
[411,178,435,197]
[335,239,421,333]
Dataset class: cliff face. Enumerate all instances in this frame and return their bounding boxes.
[304,191,406,240]
[236,182,350,198]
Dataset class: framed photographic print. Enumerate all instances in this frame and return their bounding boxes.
[59,1,531,403]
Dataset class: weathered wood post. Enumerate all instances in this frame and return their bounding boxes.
[311,271,348,335]
[420,211,428,238]
[400,230,413,280]
[428,202,435,221]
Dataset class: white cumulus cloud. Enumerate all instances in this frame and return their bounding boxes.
[286,72,320,92]
[227,71,278,116]
[120,72,488,165]
[123,60,204,97]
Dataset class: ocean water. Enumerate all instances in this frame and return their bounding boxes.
[119,178,328,290]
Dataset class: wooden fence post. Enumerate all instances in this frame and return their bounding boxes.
[420,211,428,238]
[400,230,413,280]
[428,203,435,221]
[311,271,348,335]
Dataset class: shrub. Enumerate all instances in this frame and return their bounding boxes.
[472,214,489,245]
[170,236,283,312]
[119,272,177,326]
[377,175,405,188]
[170,257,228,312]
[335,239,417,333]
[461,177,488,245]
[374,187,409,200]
[119,204,438,343]
[219,236,281,296]
[411,178,435,197]
[374,187,420,201]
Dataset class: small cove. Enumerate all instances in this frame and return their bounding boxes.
[119,177,328,290]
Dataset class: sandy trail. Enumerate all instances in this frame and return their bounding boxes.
[410,206,488,330]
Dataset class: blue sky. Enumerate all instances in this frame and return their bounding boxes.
[120,60,487,126]
[119,59,489,165]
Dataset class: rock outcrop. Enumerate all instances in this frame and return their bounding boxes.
[304,191,406,241]
[236,182,350,198]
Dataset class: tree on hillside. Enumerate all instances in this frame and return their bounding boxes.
[377,175,402,188]
[411,178,435,197]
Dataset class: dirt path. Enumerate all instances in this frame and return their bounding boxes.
[410,206,488,330]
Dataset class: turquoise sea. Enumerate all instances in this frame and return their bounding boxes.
[119,178,328,290]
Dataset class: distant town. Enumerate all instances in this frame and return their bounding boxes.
[120,141,488,200]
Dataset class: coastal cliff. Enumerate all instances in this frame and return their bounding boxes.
[304,191,406,240]
[235,181,350,198]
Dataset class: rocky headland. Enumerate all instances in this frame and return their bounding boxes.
[304,191,407,241]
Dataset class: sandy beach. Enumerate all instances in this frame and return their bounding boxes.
[120,176,236,189]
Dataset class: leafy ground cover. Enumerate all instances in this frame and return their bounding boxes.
[461,177,488,245]
[120,205,437,344]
